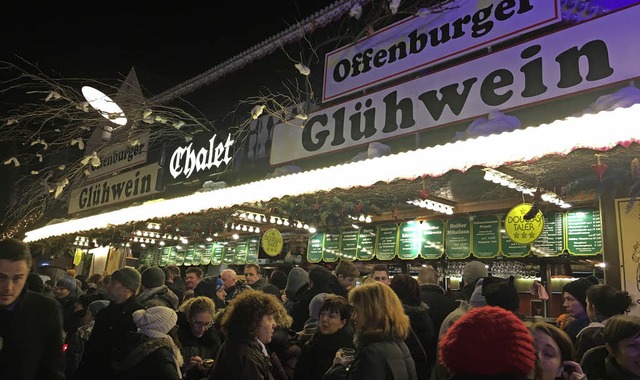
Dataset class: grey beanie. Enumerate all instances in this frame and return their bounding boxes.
[309,293,329,320]
[462,261,488,285]
[285,267,309,299]
[141,267,165,289]
[111,267,142,292]
[56,275,78,294]
[88,300,110,318]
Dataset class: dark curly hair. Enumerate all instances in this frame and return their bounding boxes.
[221,289,291,340]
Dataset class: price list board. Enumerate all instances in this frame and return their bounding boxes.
[500,215,530,257]
[356,226,377,261]
[246,237,260,264]
[375,223,398,260]
[445,218,471,259]
[183,245,195,266]
[339,230,359,260]
[222,242,235,265]
[531,211,565,256]
[472,215,500,259]
[192,245,203,266]
[398,221,421,260]
[566,208,603,256]
[173,246,185,266]
[323,233,341,262]
[234,239,249,264]
[159,246,171,266]
[209,242,224,265]
[421,219,444,259]
[307,233,324,263]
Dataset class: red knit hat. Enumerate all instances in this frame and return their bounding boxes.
[439,306,536,377]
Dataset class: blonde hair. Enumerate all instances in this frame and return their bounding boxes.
[179,296,215,320]
[349,281,410,341]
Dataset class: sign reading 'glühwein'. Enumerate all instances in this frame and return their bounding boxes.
[272,5,640,164]
[421,219,445,260]
[398,221,421,260]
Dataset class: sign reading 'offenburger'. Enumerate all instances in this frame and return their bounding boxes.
[322,0,561,102]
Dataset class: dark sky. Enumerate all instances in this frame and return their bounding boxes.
[3,1,336,95]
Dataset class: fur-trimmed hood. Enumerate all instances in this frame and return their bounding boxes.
[112,334,183,375]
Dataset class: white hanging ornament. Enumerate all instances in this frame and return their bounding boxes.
[350,2,363,19]
[3,157,19,167]
[251,105,266,120]
[294,62,310,76]
[389,0,401,14]
[71,138,85,150]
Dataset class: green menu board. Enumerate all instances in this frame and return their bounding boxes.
[234,240,248,264]
[307,233,324,263]
[246,237,260,264]
[222,242,235,264]
[472,215,500,258]
[209,242,224,265]
[340,230,359,260]
[376,223,398,260]
[323,234,340,262]
[192,244,204,266]
[445,218,471,259]
[174,246,185,266]
[532,211,565,256]
[421,219,444,259]
[398,221,421,260]
[159,246,171,266]
[183,245,195,266]
[500,214,530,257]
[356,226,376,260]
[566,208,603,255]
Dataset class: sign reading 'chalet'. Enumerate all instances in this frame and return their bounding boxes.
[271,5,640,165]
[323,0,561,101]
[169,134,234,179]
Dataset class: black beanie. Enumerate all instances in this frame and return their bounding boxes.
[562,275,599,309]
[141,267,165,289]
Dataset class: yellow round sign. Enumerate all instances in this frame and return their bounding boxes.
[262,228,283,257]
[504,203,544,244]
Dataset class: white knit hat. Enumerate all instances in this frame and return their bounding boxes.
[133,306,177,338]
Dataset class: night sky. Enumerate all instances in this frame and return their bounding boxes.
[3,1,336,95]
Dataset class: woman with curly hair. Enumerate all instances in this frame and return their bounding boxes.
[323,281,417,380]
[209,289,291,380]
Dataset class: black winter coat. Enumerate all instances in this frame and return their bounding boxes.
[581,345,640,380]
[293,324,355,380]
[76,296,144,380]
[403,302,436,380]
[0,290,65,380]
[418,284,457,334]
[323,332,418,380]
[112,333,181,380]
[209,338,275,380]
[176,312,222,380]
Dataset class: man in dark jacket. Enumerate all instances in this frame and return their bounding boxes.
[76,266,144,380]
[417,266,457,334]
[290,265,333,332]
[0,238,65,380]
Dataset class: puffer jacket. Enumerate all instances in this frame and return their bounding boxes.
[112,332,182,380]
[136,285,180,310]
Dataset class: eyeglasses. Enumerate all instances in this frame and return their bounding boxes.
[191,319,214,329]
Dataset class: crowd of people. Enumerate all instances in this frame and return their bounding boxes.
[1,237,639,380]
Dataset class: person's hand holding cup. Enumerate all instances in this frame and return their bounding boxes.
[334,347,356,366]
